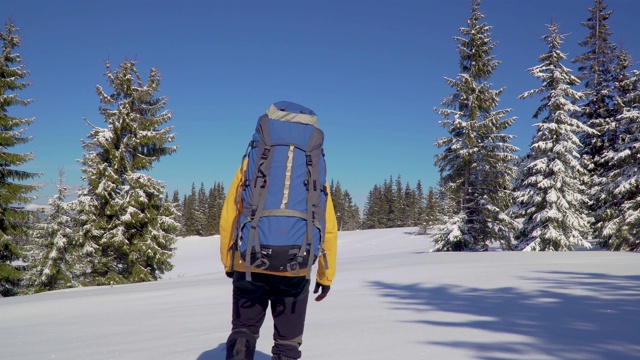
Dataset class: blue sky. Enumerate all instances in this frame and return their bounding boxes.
[4,0,640,207]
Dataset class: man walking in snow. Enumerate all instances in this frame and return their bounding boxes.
[219,101,338,360]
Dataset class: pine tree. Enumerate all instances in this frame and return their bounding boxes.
[214,182,226,232]
[329,180,361,231]
[329,180,345,230]
[22,168,79,293]
[593,59,640,251]
[171,189,183,233]
[0,20,40,296]
[73,60,179,285]
[181,183,198,236]
[422,187,441,233]
[433,0,518,251]
[382,177,394,227]
[196,182,207,236]
[413,180,425,227]
[572,0,620,210]
[392,175,406,227]
[204,182,225,236]
[340,189,361,231]
[362,184,385,229]
[512,21,594,251]
[403,182,417,226]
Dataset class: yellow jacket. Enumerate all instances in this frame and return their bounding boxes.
[219,163,338,286]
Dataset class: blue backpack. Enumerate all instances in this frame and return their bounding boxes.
[235,101,328,280]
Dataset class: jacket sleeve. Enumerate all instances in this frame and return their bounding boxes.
[219,164,245,273]
[316,191,338,286]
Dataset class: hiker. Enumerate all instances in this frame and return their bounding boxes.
[219,101,338,360]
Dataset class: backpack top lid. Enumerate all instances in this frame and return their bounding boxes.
[268,101,318,127]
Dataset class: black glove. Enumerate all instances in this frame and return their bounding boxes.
[313,282,330,302]
[225,271,234,279]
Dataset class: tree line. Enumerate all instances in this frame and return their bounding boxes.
[170,182,226,237]
[167,179,363,236]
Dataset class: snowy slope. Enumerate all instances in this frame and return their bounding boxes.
[1,228,639,360]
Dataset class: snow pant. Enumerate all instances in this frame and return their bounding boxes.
[225,271,310,360]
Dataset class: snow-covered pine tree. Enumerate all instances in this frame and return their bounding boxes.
[73,60,179,285]
[512,21,594,251]
[572,0,620,211]
[433,0,518,251]
[593,58,640,251]
[22,168,79,293]
[171,189,183,233]
[0,20,40,297]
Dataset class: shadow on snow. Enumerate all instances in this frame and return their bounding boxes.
[369,271,640,360]
[196,343,272,360]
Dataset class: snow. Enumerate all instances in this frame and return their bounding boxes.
[1,227,639,360]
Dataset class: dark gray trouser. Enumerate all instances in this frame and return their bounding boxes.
[226,271,310,360]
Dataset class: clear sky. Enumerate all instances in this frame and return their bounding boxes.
[4,0,640,207]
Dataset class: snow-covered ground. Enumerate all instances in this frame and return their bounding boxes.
[1,228,639,360]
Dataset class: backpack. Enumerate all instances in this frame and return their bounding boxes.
[234,101,328,280]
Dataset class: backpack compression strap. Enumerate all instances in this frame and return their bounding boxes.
[245,123,274,281]
[301,129,327,279]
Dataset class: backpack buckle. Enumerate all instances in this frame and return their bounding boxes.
[287,261,302,274]
[251,258,269,270]
[287,261,299,272]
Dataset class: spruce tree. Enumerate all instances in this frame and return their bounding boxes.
[422,187,441,233]
[433,0,518,251]
[340,189,361,231]
[329,180,361,231]
[73,60,179,285]
[403,182,417,226]
[196,182,207,236]
[413,180,425,227]
[329,180,345,231]
[0,20,40,296]
[171,189,183,234]
[22,168,79,293]
[381,177,394,228]
[593,59,640,251]
[392,175,406,227]
[512,21,594,251]
[181,183,198,236]
[572,0,620,210]
[205,182,225,236]
[362,184,385,229]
